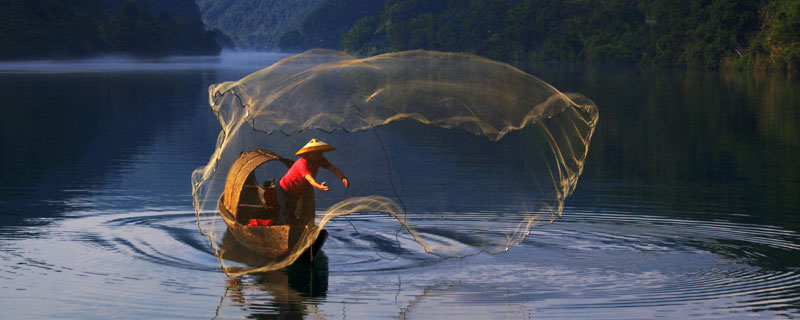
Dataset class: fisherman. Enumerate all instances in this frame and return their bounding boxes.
[276,138,349,225]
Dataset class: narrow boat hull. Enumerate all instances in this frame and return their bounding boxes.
[219,195,291,257]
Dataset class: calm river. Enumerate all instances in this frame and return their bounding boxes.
[1,52,798,319]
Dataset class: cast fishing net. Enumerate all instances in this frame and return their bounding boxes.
[192,49,598,275]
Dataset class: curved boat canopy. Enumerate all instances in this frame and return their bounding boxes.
[222,149,292,218]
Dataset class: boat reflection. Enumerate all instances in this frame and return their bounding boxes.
[216,231,328,318]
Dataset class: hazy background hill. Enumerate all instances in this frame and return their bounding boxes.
[99,0,203,20]
[195,0,326,50]
[195,0,385,51]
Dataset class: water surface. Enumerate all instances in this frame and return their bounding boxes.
[1,54,799,319]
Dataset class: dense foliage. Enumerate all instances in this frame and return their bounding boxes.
[340,0,800,71]
[0,0,221,60]
[278,0,386,51]
[732,1,800,71]
[98,0,202,20]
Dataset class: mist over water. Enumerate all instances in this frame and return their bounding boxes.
[1,53,799,319]
[0,50,288,73]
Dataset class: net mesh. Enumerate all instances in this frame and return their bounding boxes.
[192,49,598,275]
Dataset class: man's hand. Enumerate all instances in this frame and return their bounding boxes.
[305,174,329,191]
[328,165,349,189]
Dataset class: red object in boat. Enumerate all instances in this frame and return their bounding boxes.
[248,219,273,226]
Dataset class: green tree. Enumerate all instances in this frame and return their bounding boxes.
[336,0,798,71]
[342,16,381,55]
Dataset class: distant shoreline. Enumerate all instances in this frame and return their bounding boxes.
[2,50,793,78]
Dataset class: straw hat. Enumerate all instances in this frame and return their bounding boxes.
[295,138,336,156]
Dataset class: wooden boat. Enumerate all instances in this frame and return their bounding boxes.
[218,149,327,260]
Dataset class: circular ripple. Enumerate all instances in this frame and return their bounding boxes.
[2,207,799,318]
[512,210,800,317]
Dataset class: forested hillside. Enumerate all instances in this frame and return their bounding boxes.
[98,0,202,20]
[0,0,222,60]
[195,0,325,50]
[277,0,386,51]
[10,0,794,70]
[339,0,800,71]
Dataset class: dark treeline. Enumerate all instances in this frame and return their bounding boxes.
[336,0,800,72]
[0,0,224,60]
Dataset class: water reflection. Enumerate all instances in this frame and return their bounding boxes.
[1,55,799,318]
[217,231,328,318]
[522,64,800,231]
[0,54,284,227]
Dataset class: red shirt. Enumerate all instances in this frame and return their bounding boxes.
[279,156,330,197]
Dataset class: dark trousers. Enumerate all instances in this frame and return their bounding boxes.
[275,184,297,225]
